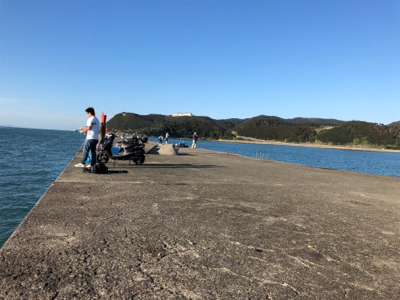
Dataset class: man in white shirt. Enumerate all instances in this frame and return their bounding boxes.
[75,107,100,167]
[165,132,169,144]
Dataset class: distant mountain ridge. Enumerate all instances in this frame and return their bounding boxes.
[389,121,400,126]
[107,112,346,131]
[106,113,400,149]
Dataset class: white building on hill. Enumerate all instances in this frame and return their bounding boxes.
[172,113,193,117]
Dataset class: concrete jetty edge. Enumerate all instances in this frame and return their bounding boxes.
[1,144,400,299]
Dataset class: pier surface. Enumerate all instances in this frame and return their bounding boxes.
[1,144,400,299]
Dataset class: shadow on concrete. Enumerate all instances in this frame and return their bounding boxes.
[112,163,219,169]
[145,153,194,156]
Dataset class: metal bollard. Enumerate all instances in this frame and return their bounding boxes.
[255,151,268,160]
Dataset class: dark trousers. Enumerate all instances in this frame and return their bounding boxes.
[80,139,98,166]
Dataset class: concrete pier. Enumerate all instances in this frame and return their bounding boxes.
[1,143,400,299]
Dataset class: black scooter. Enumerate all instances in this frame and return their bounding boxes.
[97,132,147,165]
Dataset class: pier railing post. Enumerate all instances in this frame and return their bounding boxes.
[255,151,268,160]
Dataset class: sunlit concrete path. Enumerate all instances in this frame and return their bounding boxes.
[1,143,400,299]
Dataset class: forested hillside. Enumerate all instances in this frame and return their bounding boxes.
[106,113,400,149]
[231,116,318,142]
[107,113,237,139]
[106,113,166,130]
[316,121,400,149]
[389,121,400,126]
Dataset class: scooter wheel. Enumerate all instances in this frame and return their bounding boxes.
[135,156,145,165]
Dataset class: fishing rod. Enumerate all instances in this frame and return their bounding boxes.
[47,123,79,131]
[0,104,113,162]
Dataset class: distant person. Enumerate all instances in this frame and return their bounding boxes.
[191,132,198,148]
[75,107,100,168]
[158,135,163,144]
[165,132,169,144]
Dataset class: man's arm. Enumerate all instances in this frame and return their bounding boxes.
[79,125,91,131]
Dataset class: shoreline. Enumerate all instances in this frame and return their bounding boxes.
[154,136,400,153]
[215,138,400,153]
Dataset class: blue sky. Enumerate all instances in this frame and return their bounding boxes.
[0,0,399,130]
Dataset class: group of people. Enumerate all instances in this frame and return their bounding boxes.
[75,107,200,169]
[158,132,169,144]
[158,132,198,148]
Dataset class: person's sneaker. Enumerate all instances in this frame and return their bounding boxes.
[75,163,85,167]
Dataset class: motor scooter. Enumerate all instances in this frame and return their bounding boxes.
[97,132,147,165]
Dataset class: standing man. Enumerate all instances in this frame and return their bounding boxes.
[75,107,100,167]
[165,132,169,144]
[191,132,198,148]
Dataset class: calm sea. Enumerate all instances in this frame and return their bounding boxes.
[1,129,399,248]
[153,137,400,178]
[0,127,85,248]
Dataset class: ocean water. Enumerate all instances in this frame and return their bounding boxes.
[1,130,399,248]
[0,127,85,248]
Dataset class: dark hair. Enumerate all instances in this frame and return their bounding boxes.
[85,107,95,116]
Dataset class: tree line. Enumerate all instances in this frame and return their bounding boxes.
[316,121,400,149]
[107,113,400,149]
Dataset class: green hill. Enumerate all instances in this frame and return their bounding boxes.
[316,121,400,149]
[231,116,317,142]
[287,117,344,125]
[106,113,238,139]
[106,113,400,149]
[106,113,166,130]
[389,120,400,126]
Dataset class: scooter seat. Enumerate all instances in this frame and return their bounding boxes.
[123,137,138,143]
[121,141,139,148]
